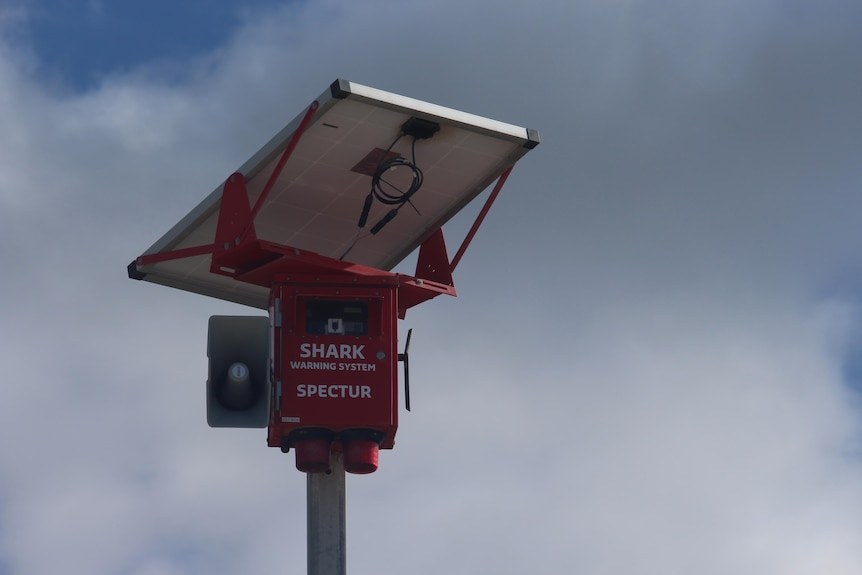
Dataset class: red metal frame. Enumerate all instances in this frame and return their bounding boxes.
[247,101,319,231]
[135,101,320,271]
[135,242,215,266]
[134,97,515,317]
[450,166,512,273]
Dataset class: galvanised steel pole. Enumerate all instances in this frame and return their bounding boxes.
[307,451,346,575]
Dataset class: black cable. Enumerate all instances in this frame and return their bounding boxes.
[340,131,427,260]
[368,136,423,232]
[371,141,423,209]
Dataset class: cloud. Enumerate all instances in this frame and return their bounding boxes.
[1,0,861,573]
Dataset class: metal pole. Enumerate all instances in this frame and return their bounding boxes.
[307,450,346,575]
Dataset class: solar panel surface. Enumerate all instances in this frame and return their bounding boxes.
[131,79,539,308]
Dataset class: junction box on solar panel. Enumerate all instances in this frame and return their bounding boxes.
[130,79,539,474]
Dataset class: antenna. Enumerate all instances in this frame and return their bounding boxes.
[399,328,413,411]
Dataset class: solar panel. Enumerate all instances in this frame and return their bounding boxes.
[130,79,539,309]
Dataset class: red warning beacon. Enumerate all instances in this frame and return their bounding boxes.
[129,79,539,473]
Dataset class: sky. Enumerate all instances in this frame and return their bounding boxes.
[1,0,862,574]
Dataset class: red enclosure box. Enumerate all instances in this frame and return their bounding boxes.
[267,276,399,460]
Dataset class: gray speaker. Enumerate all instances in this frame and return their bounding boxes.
[207,316,271,428]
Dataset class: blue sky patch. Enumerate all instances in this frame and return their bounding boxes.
[7,0,285,89]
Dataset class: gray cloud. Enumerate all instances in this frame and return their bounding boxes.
[1,0,861,573]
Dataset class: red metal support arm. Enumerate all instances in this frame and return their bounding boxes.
[135,100,320,270]
[449,166,513,273]
[135,243,216,266]
[245,100,319,240]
